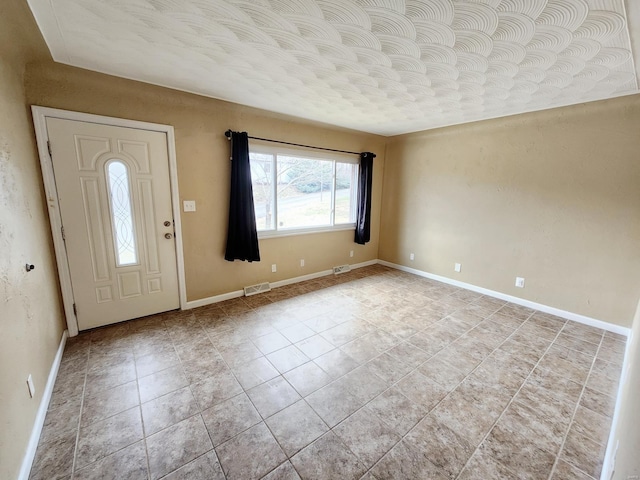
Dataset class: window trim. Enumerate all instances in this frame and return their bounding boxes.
[249,142,358,239]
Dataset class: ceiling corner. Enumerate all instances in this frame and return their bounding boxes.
[624,0,640,89]
[26,0,70,63]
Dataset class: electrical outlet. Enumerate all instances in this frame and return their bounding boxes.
[349,250,354,258]
[410,253,415,261]
[183,200,196,212]
[454,263,461,272]
[27,374,35,398]
[300,259,305,267]
[271,264,277,273]
[515,277,525,288]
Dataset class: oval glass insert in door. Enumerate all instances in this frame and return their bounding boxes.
[106,160,138,266]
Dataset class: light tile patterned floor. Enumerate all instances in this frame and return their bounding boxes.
[29,265,626,480]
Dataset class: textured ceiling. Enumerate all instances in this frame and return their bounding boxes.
[28,0,639,135]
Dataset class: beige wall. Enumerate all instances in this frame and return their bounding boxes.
[25,62,386,302]
[380,98,640,327]
[610,300,640,479]
[0,1,66,478]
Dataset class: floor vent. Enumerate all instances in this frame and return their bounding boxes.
[333,264,352,275]
[243,282,271,297]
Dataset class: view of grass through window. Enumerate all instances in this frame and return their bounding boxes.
[250,151,358,233]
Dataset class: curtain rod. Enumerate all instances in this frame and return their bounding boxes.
[225,129,374,157]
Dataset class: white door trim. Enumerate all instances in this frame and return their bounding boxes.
[31,106,187,336]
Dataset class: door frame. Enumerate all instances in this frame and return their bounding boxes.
[32,106,187,336]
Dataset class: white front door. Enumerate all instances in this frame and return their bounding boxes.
[46,118,180,330]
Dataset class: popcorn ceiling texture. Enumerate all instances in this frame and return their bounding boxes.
[30,0,638,135]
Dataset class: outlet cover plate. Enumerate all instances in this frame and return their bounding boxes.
[515,277,525,288]
[454,263,461,272]
[183,200,196,212]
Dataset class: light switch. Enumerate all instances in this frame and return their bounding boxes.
[183,200,196,212]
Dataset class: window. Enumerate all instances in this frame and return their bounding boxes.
[250,145,358,236]
[106,160,138,266]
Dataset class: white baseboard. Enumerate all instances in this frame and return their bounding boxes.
[183,259,379,310]
[378,260,630,337]
[270,259,379,289]
[350,259,380,270]
[182,258,628,337]
[600,327,636,480]
[270,269,333,289]
[18,330,68,480]
[184,290,245,310]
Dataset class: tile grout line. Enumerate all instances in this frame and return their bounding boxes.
[188,315,236,480]
[200,305,306,463]
[141,411,152,480]
[179,313,236,479]
[207,344,363,473]
[61,270,476,476]
[68,346,90,480]
[288,285,457,477]
[546,332,606,480]
[259,296,399,473]
[205,290,380,479]
[207,280,451,476]
[355,303,518,477]
[134,324,156,480]
[74,333,154,480]
[451,313,568,480]
[70,336,149,478]
[29,268,374,479]
[42,268,619,480]
[162,312,230,480]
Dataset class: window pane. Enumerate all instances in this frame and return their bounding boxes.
[277,155,332,229]
[335,162,358,224]
[250,152,275,231]
[107,161,137,266]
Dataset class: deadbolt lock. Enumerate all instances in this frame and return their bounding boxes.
[165,233,173,239]
[164,221,171,227]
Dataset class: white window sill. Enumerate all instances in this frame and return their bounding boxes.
[258,224,355,239]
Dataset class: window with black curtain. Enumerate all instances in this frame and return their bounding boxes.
[224,131,260,262]
[355,152,374,245]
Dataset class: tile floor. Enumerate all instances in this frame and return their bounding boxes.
[30,265,626,480]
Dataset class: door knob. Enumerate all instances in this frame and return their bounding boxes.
[164,221,171,227]
[165,233,173,239]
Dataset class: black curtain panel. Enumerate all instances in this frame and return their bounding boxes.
[355,152,375,245]
[224,131,260,262]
